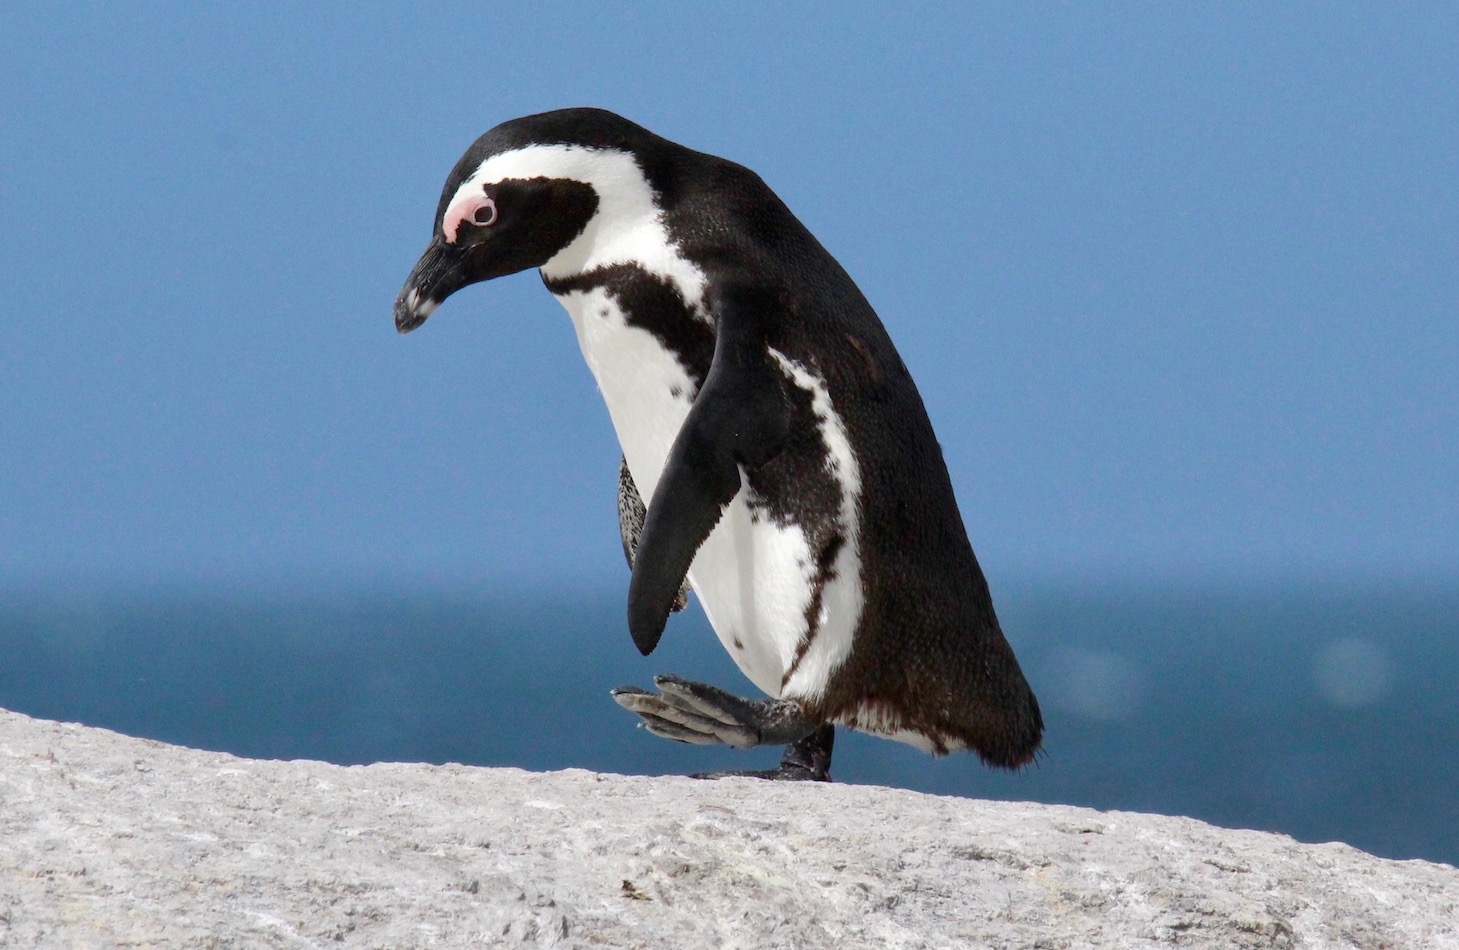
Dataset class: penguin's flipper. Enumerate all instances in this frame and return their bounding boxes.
[617,457,688,612]
[610,674,816,748]
[626,284,793,654]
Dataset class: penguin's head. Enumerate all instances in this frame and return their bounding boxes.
[394,108,671,333]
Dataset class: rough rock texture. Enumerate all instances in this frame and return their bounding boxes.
[1,708,1455,949]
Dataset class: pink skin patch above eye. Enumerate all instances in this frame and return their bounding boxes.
[441,190,496,244]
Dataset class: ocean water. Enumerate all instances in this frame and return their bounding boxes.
[2,580,1455,867]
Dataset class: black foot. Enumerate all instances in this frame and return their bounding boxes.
[693,725,835,782]
[611,675,815,748]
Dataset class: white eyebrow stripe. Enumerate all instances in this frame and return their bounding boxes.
[446,144,707,309]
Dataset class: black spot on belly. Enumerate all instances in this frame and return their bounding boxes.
[544,264,714,389]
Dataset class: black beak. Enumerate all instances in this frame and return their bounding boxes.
[394,238,470,334]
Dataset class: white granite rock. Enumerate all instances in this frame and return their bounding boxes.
[1,707,1455,948]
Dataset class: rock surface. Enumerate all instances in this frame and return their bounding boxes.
[1,707,1456,948]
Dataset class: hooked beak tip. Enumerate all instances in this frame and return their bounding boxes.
[393,286,437,334]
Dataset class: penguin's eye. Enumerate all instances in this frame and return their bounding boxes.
[441,189,500,243]
[472,197,498,227]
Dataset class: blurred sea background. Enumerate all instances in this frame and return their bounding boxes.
[3,577,1455,867]
[2,6,1455,871]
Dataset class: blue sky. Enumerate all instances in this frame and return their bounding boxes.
[2,5,1455,593]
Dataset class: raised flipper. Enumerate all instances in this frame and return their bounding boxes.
[626,283,793,655]
[617,457,688,613]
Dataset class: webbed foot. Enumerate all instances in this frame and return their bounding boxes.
[693,724,835,782]
[610,676,833,781]
[610,674,816,748]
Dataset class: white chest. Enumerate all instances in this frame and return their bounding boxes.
[558,285,697,496]
[551,287,861,702]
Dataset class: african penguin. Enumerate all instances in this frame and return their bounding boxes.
[394,108,1043,781]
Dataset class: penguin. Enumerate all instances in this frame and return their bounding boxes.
[393,108,1042,781]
